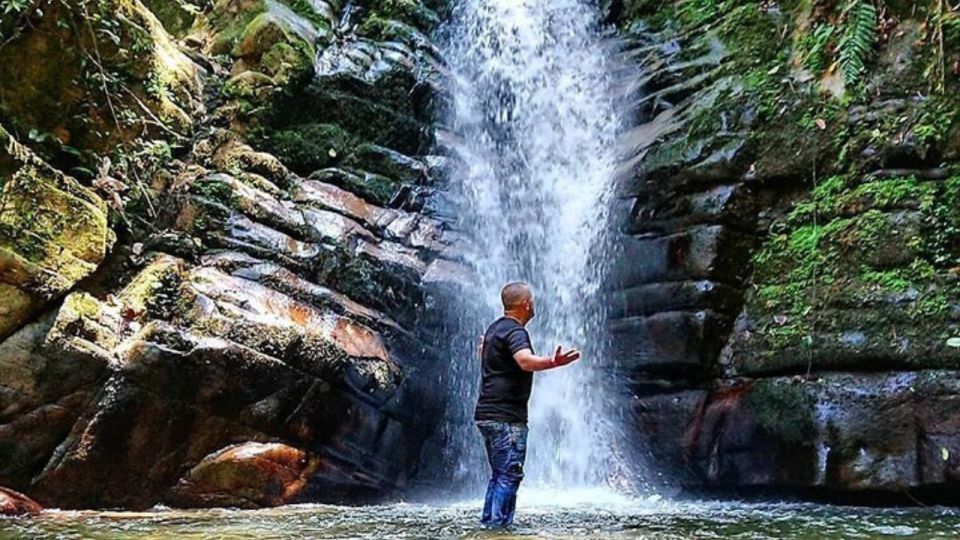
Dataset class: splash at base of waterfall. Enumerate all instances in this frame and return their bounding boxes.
[8,500,960,539]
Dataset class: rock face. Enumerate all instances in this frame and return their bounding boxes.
[0,0,462,510]
[610,0,960,500]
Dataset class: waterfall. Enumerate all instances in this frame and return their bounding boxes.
[437,0,631,495]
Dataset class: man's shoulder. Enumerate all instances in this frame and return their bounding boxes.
[488,317,524,334]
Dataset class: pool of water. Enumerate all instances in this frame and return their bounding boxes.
[2,491,959,539]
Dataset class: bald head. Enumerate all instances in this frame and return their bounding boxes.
[501,282,533,311]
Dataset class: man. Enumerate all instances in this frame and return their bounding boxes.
[474,281,581,527]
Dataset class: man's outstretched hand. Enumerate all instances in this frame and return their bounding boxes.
[514,346,581,372]
[553,345,581,367]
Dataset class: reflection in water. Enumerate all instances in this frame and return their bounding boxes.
[3,499,959,540]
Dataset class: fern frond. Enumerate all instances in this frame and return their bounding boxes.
[838,0,878,86]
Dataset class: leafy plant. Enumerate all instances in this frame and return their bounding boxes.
[1,0,31,14]
[837,0,878,85]
[801,23,836,73]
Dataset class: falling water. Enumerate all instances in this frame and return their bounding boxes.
[438,0,629,494]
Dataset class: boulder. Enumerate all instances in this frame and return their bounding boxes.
[0,487,41,516]
[168,442,321,509]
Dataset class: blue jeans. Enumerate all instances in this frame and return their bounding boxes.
[477,420,528,527]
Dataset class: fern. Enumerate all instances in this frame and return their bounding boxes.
[837,0,878,86]
[803,24,836,73]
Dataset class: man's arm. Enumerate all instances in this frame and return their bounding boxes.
[514,346,581,372]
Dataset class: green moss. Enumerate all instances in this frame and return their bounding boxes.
[743,379,817,444]
[357,0,439,34]
[257,123,356,175]
[141,0,200,36]
[314,168,398,206]
[191,176,237,208]
[287,0,333,29]
[914,95,959,147]
[208,1,266,55]
[749,171,960,352]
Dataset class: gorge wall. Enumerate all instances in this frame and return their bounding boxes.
[609,0,960,501]
[0,0,462,510]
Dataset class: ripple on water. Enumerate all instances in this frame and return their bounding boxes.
[3,498,960,540]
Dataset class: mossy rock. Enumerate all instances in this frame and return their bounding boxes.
[0,0,202,155]
[273,86,428,155]
[309,167,398,206]
[740,172,960,364]
[258,123,356,175]
[232,7,319,60]
[0,160,114,338]
[211,0,328,60]
[343,143,426,185]
[742,379,817,445]
[142,0,202,37]
[118,255,186,321]
[356,0,440,34]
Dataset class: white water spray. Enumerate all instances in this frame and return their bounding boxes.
[440,0,630,493]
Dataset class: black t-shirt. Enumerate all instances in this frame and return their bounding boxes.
[474,317,534,423]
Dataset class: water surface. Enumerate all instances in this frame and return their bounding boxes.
[4,495,958,539]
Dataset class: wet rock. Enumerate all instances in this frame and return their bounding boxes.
[612,0,960,502]
[213,213,325,272]
[634,372,960,491]
[201,252,399,332]
[607,280,742,320]
[0,312,108,490]
[610,225,754,289]
[611,310,730,376]
[344,143,429,185]
[629,183,757,235]
[0,0,448,513]
[273,29,440,156]
[301,208,377,245]
[168,442,321,509]
[195,173,306,236]
[308,167,401,207]
[27,320,417,509]
[0,487,41,516]
[292,179,398,230]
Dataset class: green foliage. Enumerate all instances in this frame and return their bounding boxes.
[913,95,959,146]
[838,0,879,86]
[1,0,31,15]
[926,0,960,92]
[674,0,727,27]
[921,175,960,267]
[799,23,837,73]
